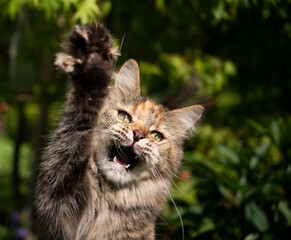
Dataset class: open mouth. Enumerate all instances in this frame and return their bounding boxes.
[109,144,140,170]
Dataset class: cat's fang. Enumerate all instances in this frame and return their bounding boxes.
[113,156,117,162]
[124,164,130,169]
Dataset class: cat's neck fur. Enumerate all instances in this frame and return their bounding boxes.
[74,155,168,239]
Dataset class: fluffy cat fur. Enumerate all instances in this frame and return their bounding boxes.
[34,23,204,240]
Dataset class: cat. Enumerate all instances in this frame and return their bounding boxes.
[34,23,204,240]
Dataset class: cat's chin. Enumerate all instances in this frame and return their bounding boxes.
[102,163,136,184]
[100,160,143,185]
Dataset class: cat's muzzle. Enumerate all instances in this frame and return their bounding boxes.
[109,144,140,170]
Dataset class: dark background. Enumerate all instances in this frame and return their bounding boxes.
[0,0,290,239]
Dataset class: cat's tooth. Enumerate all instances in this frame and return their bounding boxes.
[113,156,117,162]
[124,164,130,169]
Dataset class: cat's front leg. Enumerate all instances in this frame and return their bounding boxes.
[35,24,117,239]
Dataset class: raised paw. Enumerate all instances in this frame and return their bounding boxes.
[54,24,119,74]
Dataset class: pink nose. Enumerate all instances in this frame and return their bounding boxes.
[133,128,145,141]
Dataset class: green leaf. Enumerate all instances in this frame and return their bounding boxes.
[190,217,216,238]
[62,0,79,11]
[8,0,25,19]
[245,201,269,232]
[155,0,166,11]
[270,120,280,145]
[188,205,204,215]
[218,184,233,201]
[254,140,271,157]
[223,60,236,76]
[278,201,291,226]
[235,176,248,205]
[216,144,240,164]
[74,0,101,24]
[244,233,259,240]
[249,156,259,169]
[246,118,269,135]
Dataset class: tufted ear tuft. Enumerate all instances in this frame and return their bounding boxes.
[114,59,141,96]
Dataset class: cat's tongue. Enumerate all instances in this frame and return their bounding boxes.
[113,156,131,169]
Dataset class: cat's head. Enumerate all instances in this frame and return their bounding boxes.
[94,60,204,185]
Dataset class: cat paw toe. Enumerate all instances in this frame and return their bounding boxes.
[54,53,81,73]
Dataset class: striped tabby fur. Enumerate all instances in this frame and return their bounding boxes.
[34,23,204,240]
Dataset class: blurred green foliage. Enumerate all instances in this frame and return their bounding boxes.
[0,0,290,239]
[163,117,291,239]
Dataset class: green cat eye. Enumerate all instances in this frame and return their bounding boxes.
[118,110,132,123]
[150,131,163,142]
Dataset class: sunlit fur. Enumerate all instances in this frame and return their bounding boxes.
[34,23,204,240]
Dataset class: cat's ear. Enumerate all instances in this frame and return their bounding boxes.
[114,59,141,96]
[168,105,204,136]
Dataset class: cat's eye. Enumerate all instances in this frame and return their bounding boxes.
[150,131,163,142]
[118,110,132,123]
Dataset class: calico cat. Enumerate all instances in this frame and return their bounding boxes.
[34,23,204,240]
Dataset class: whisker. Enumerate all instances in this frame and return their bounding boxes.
[157,137,185,146]
[142,151,183,181]
[113,33,125,71]
[168,177,193,201]
[151,163,185,240]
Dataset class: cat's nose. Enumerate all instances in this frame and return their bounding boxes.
[133,128,145,142]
